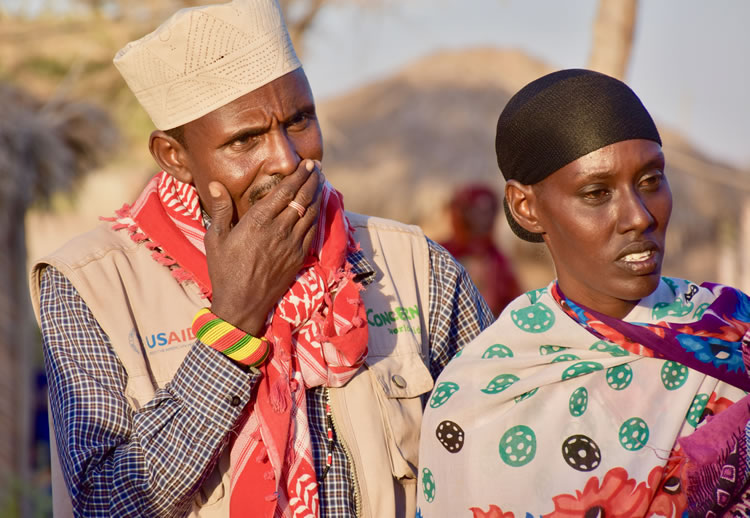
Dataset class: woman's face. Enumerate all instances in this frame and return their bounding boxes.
[531,139,672,318]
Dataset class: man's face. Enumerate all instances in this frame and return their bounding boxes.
[180,68,323,222]
[531,139,672,318]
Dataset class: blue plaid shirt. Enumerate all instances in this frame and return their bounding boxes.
[39,239,493,517]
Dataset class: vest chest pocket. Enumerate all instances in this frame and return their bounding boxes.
[366,348,434,480]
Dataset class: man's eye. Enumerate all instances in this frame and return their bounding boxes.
[229,133,257,148]
[288,113,312,129]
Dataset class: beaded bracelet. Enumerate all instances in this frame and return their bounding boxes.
[192,308,270,367]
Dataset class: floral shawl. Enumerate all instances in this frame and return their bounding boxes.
[417,277,750,518]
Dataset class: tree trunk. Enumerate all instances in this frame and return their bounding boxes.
[0,199,33,516]
[588,0,638,80]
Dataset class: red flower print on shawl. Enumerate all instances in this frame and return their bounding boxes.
[470,505,515,518]
[648,452,687,518]
[675,317,750,343]
[705,392,734,418]
[544,466,660,518]
[588,320,656,357]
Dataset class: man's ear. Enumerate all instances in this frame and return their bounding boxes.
[505,179,545,235]
[149,130,192,184]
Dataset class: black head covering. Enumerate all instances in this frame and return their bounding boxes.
[495,69,662,242]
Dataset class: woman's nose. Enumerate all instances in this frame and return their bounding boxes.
[617,189,655,234]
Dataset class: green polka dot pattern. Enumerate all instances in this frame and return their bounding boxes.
[551,354,581,363]
[660,361,689,390]
[482,344,514,359]
[511,303,555,333]
[686,393,710,427]
[526,287,548,305]
[589,340,630,357]
[693,302,710,319]
[540,345,567,355]
[421,468,436,502]
[561,361,604,381]
[514,388,539,403]
[569,387,588,417]
[481,374,520,394]
[499,425,537,467]
[619,417,649,451]
[429,382,459,408]
[606,364,633,390]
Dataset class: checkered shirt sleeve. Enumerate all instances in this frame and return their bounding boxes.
[39,266,261,518]
[424,238,495,377]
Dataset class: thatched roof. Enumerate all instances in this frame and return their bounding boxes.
[317,49,547,233]
[316,48,749,286]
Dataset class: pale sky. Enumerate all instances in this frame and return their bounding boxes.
[302,0,750,170]
[4,0,750,169]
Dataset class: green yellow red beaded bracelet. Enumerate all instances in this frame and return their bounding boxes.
[192,308,270,367]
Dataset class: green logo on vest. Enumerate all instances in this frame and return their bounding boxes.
[367,305,421,335]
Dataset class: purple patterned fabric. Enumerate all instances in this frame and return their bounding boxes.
[553,281,750,392]
[679,395,750,516]
[552,280,750,516]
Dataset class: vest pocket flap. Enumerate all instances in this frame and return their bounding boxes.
[366,352,434,398]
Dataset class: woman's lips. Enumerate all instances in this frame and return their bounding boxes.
[621,250,652,262]
[615,249,660,274]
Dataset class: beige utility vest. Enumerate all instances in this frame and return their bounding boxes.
[30,212,434,518]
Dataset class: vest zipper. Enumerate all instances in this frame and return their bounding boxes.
[326,386,363,517]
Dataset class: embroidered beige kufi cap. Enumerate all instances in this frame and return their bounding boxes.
[114,0,301,130]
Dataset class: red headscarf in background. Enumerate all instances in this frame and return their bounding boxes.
[440,184,521,316]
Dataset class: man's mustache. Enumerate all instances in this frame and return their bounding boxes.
[247,174,283,205]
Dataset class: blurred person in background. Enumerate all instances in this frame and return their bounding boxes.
[441,184,522,316]
[27,0,493,517]
[418,69,750,517]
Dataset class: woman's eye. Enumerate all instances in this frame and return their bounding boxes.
[581,188,610,201]
[639,172,663,190]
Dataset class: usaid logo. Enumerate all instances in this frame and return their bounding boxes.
[144,327,195,349]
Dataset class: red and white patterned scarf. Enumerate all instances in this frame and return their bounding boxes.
[106,172,368,518]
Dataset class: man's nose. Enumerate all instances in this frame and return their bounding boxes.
[266,127,300,176]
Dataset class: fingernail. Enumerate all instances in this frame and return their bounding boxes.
[305,160,314,172]
[209,183,220,198]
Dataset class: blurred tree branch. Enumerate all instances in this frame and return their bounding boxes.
[588,0,638,80]
[280,0,326,53]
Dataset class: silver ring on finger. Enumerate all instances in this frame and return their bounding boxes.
[288,200,306,218]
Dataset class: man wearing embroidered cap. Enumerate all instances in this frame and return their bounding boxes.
[29,1,492,517]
